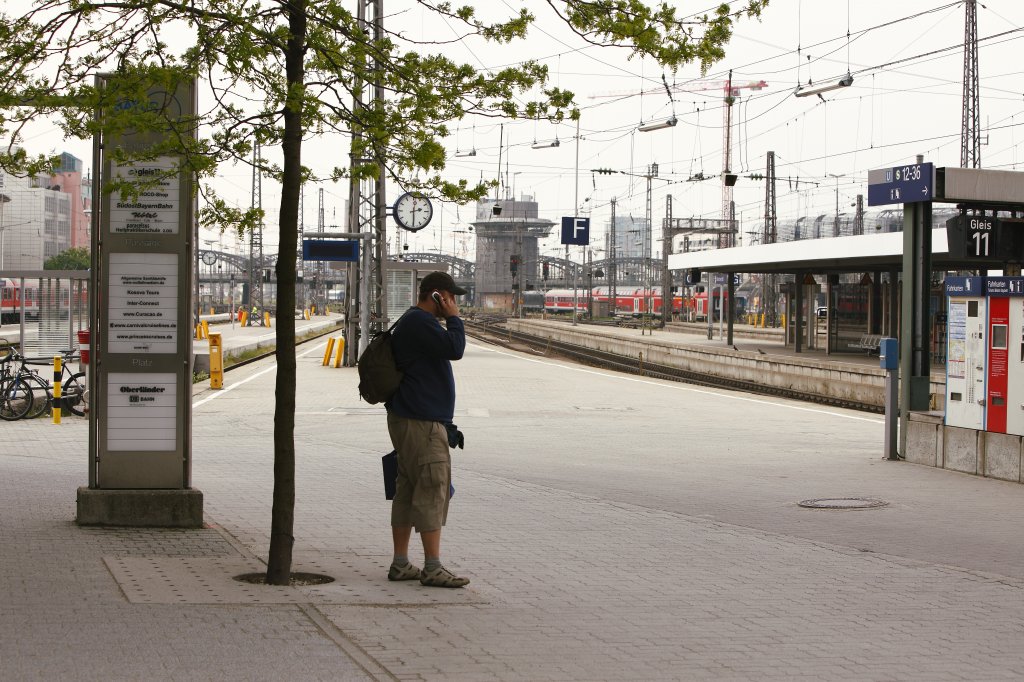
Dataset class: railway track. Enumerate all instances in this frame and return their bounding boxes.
[233,316,880,414]
[464,317,882,414]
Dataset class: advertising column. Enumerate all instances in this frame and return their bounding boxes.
[78,77,202,526]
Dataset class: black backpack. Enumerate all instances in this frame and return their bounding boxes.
[357,313,406,404]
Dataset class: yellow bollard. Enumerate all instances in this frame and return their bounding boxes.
[52,355,62,424]
[209,306,215,315]
[201,320,210,339]
[322,337,336,366]
[333,336,345,368]
[310,305,316,316]
[304,309,311,320]
[208,333,224,389]
[240,311,248,326]
[264,312,272,328]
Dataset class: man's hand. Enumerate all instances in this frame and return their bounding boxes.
[438,294,460,318]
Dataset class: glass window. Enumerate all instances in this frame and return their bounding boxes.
[992,324,1008,350]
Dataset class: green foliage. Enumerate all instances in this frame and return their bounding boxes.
[0,0,766,217]
[44,247,91,270]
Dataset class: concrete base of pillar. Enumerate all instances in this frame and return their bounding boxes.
[76,487,204,528]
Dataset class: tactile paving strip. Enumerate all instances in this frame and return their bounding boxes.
[104,553,488,606]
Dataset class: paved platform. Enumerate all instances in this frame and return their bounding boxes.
[4,332,1024,680]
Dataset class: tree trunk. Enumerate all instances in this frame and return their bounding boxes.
[266,0,306,586]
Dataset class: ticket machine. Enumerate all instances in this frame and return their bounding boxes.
[984,277,1024,436]
[944,277,987,430]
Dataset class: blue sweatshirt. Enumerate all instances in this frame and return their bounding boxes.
[385,307,466,423]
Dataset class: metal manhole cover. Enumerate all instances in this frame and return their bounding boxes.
[573,406,636,412]
[798,497,888,510]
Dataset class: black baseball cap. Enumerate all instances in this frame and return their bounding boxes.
[419,271,468,296]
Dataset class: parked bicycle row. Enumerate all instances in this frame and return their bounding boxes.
[0,348,88,421]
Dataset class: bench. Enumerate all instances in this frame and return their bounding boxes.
[849,334,882,354]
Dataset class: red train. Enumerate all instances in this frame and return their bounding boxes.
[1,278,86,324]
[542,286,744,321]
[544,287,683,317]
[690,289,742,321]
[1,278,39,324]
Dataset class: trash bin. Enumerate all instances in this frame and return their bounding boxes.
[76,329,91,365]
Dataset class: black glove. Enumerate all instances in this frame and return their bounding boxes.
[445,422,465,449]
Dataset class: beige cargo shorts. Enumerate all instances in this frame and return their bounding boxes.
[387,413,451,533]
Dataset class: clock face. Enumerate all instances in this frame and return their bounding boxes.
[201,251,217,266]
[393,192,433,232]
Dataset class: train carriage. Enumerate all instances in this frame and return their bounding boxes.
[544,287,685,318]
[690,289,746,321]
[543,288,589,315]
[1,278,39,324]
[1,278,85,324]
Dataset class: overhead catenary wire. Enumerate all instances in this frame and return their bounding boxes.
[423,3,1024,235]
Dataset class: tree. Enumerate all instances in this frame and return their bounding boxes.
[44,246,90,270]
[0,0,766,584]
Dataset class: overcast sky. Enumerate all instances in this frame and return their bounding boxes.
[20,0,1024,261]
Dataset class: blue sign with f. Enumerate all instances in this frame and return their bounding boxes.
[561,216,590,245]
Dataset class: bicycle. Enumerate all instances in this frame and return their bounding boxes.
[54,348,88,417]
[0,353,34,420]
[0,349,51,420]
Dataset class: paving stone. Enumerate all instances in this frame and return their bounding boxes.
[5,335,1024,680]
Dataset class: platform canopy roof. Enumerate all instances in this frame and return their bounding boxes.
[666,228,988,274]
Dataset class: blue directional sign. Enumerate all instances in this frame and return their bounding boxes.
[867,162,934,206]
[561,216,590,245]
[302,239,359,262]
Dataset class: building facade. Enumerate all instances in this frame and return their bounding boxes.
[50,152,92,250]
[0,170,72,271]
[470,195,555,311]
[607,214,649,260]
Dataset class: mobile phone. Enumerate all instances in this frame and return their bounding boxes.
[431,291,442,305]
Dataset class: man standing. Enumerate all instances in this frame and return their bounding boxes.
[385,271,469,588]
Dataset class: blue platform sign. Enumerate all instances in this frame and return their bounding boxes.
[302,239,359,262]
[561,216,590,245]
[985,277,1024,297]
[944,276,984,297]
[867,162,934,206]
